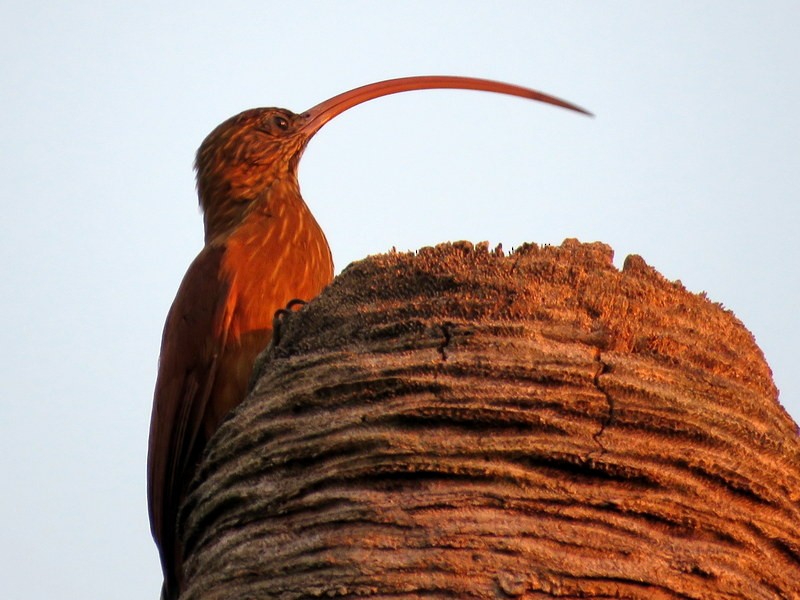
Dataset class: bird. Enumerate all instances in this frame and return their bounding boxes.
[147,75,589,599]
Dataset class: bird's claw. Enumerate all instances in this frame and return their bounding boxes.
[272,298,308,345]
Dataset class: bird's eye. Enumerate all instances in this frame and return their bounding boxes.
[273,115,289,130]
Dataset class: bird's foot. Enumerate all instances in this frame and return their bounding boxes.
[272,298,308,346]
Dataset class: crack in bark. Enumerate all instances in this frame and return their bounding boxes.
[438,322,453,362]
[591,349,613,454]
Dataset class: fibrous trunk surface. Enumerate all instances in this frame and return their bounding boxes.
[180,240,800,599]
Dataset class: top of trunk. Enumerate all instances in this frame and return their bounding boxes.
[180,239,800,600]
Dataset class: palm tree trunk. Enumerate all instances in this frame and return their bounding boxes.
[178,240,800,599]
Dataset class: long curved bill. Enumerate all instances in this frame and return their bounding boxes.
[299,75,591,138]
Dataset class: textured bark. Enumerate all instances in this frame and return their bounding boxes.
[179,239,800,599]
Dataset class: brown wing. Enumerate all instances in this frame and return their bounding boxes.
[147,243,229,595]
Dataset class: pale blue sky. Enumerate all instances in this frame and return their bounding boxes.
[2,2,798,598]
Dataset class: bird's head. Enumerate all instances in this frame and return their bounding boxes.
[195,107,310,241]
[195,76,591,242]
